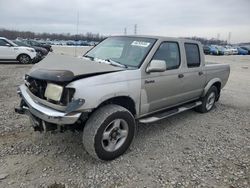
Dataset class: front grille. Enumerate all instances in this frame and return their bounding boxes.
[25,76,74,106]
[25,77,47,99]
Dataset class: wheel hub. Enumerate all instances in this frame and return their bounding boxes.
[206,92,216,110]
[111,130,119,140]
[101,119,129,152]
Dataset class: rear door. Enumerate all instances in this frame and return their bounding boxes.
[181,43,206,101]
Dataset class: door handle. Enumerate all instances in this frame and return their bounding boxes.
[178,74,184,78]
[198,71,204,76]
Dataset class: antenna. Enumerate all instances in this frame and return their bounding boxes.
[74,11,79,57]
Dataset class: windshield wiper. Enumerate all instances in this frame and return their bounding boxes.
[83,55,94,61]
[105,59,127,68]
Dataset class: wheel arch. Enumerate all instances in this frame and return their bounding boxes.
[16,53,31,60]
[97,96,137,116]
[202,78,221,97]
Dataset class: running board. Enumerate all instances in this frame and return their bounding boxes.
[139,101,202,123]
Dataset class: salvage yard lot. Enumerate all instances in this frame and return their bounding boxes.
[0,48,249,187]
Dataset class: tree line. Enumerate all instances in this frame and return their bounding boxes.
[0,28,105,41]
[184,36,228,45]
[0,28,232,45]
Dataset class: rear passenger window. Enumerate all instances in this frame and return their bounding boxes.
[152,42,180,70]
[185,43,200,67]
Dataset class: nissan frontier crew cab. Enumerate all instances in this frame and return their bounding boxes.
[15,36,230,160]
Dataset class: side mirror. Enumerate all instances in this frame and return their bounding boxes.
[5,43,11,47]
[146,60,166,73]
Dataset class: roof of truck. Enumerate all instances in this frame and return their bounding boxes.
[112,35,200,43]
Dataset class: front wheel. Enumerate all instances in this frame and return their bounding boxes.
[195,86,218,113]
[37,51,43,57]
[83,104,136,161]
[17,54,31,64]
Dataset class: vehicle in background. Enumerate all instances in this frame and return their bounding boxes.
[240,46,250,55]
[23,39,53,52]
[209,45,219,55]
[224,46,238,55]
[223,47,231,55]
[214,45,227,55]
[15,35,230,160]
[12,40,48,62]
[0,37,36,64]
[203,45,211,54]
[230,47,238,55]
[236,47,248,55]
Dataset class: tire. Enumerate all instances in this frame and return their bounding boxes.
[17,54,31,64]
[83,104,136,161]
[37,51,43,57]
[195,86,218,113]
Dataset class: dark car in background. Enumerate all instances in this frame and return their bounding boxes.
[203,45,211,54]
[236,47,248,55]
[23,39,53,52]
[12,40,49,63]
[240,46,250,55]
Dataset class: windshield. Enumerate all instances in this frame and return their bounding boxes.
[30,40,41,45]
[12,40,29,47]
[84,36,156,67]
[5,39,18,47]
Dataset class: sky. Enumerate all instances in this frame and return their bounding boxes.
[0,0,250,43]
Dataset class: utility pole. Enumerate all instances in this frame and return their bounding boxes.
[74,11,79,57]
[227,32,231,44]
[124,27,127,35]
[134,24,137,35]
[217,33,220,40]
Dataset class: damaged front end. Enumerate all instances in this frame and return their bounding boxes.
[15,72,87,133]
[14,54,125,132]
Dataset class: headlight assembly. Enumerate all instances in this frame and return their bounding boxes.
[44,83,63,101]
[27,49,35,52]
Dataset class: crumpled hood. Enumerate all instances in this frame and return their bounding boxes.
[28,53,124,82]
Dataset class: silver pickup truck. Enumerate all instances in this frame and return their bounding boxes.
[15,35,230,160]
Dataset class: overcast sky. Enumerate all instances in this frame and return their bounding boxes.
[0,0,250,43]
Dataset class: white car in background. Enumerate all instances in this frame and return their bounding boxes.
[231,47,239,55]
[224,45,238,55]
[0,37,37,64]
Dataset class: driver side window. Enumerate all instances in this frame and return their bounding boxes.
[152,42,180,70]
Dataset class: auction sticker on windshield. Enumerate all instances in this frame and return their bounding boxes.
[131,41,150,47]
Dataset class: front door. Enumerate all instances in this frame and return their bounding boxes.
[141,41,185,115]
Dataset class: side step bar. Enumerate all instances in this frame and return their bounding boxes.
[139,101,202,123]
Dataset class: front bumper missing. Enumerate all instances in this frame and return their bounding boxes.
[15,84,82,125]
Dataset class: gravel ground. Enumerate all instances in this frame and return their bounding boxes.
[0,50,249,188]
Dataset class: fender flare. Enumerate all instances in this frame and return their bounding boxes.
[201,78,222,97]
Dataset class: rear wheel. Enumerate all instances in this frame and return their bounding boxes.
[83,104,136,161]
[17,54,31,64]
[195,86,218,113]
